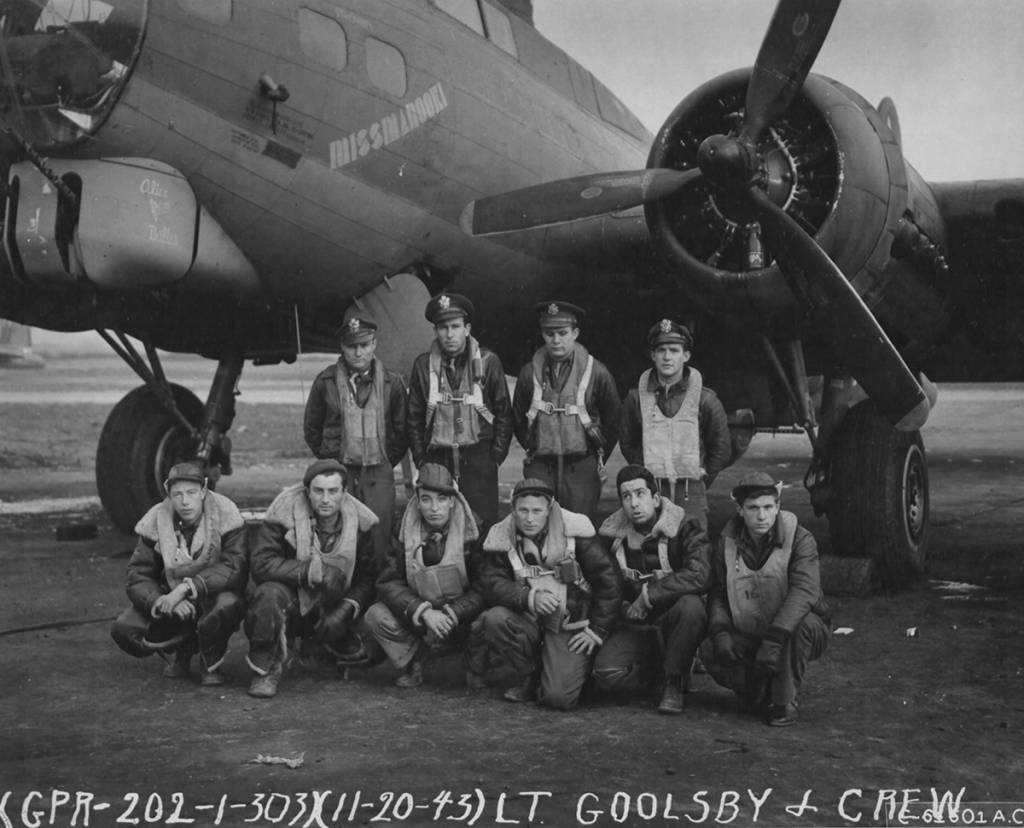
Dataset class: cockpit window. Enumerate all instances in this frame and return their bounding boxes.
[432,0,484,36]
[0,0,146,149]
[481,3,516,57]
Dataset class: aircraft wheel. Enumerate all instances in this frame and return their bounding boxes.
[827,401,929,588]
[96,384,204,534]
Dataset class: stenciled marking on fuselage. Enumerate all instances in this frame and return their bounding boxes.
[329,82,449,170]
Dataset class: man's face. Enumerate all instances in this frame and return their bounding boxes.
[739,494,780,538]
[417,489,453,530]
[541,324,579,361]
[651,343,690,382]
[168,480,205,524]
[308,473,345,521]
[513,495,551,539]
[341,336,377,372]
[435,317,470,356]
[619,478,659,527]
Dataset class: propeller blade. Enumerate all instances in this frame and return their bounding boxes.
[460,168,701,236]
[747,187,930,431]
[741,0,841,143]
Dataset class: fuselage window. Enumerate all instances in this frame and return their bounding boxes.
[176,0,231,24]
[298,8,347,71]
[366,37,407,98]
[432,0,484,36]
[481,2,517,57]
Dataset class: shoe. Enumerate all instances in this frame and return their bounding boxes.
[465,670,488,691]
[767,702,799,727]
[247,664,282,699]
[503,674,537,703]
[395,661,424,688]
[200,669,226,687]
[162,649,192,679]
[657,682,685,715]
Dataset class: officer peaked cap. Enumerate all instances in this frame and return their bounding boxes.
[335,317,378,345]
[425,293,474,324]
[535,300,585,329]
[648,319,694,350]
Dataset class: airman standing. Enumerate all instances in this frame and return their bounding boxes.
[406,293,513,527]
[303,317,407,567]
[619,320,731,527]
[512,301,621,518]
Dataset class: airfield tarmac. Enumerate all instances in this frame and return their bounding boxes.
[1,355,1022,827]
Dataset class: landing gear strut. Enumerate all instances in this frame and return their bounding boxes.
[95,331,243,533]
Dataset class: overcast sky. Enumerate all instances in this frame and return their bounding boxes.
[533,0,1024,182]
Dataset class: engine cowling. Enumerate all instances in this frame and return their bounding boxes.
[645,68,949,342]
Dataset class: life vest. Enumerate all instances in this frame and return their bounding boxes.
[525,344,594,456]
[599,498,687,583]
[264,483,379,615]
[638,367,703,481]
[135,491,245,589]
[398,489,479,606]
[425,336,494,448]
[482,504,595,632]
[722,511,798,636]
[334,358,386,466]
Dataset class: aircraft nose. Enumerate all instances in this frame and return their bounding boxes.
[0,1,145,151]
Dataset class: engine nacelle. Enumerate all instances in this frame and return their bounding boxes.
[645,69,950,345]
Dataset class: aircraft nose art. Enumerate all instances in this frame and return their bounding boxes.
[0,0,145,150]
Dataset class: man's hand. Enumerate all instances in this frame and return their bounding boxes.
[152,584,188,617]
[170,600,196,622]
[625,594,649,622]
[316,601,356,643]
[319,565,347,607]
[532,590,561,616]
[713,631,744,667]
[567,630,598,656]
[422,608,456,640]
[754,639,784,676]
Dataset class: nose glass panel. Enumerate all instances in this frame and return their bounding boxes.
[0,0,146,149]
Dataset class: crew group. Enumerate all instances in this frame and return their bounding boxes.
[111,294,830,727]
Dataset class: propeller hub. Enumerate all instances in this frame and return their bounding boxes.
[697,134,759,191]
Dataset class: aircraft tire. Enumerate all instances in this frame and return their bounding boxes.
[827,401,929,588]
[96,384,204,534]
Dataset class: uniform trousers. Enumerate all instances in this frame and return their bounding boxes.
[110,591,245,668]
[593,594,707,692]
[656,478,707,529]
[244,581,361,672]
[524,453,601,519]
[472,606,593,710]
[345,462,395,569]
[364,601,472,669]
[699,613,831,707]
[424,442,499,527]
